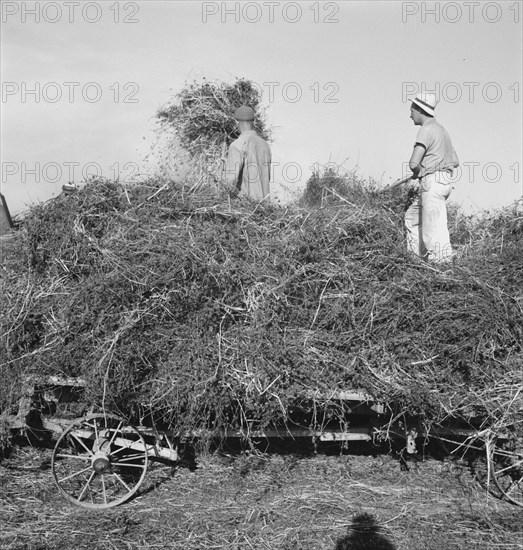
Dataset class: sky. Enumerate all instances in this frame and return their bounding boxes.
[1,0,522,216]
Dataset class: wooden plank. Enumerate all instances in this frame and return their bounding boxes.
[217,427,372,441]
[319,431,371,442]
[303,389,374,401]
[28,375,87,387]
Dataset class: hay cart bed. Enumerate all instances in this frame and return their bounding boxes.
[7,375,522,510]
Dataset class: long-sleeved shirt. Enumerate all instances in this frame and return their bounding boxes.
[224,130,271,201]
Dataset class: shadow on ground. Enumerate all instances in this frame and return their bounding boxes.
[334,513,396,550]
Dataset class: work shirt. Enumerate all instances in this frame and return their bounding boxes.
[224,130,271,201]
[415,119,459,178]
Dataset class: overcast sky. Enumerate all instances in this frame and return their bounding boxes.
[1,0,522,216]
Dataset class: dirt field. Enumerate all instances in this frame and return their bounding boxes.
[1,442,521,550]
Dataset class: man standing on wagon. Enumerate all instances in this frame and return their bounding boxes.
[223,105,272,201]
[405,92,459,263]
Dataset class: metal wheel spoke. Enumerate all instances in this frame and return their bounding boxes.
[503,476,523,496]
[56,453,90,460]
[58,465,92,484]
[496,459,523,476]
[101,475,107,505]
[86,418,100,443]
[113,472,132,492]
[109,439,135,457]
[494,448,521,460]
[78,471,96,502]
[70,433,93,455]
[108,421,123,448]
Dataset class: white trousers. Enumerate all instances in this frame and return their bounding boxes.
[405,172,453,263]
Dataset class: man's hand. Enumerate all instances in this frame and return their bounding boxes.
[409,144,425,178]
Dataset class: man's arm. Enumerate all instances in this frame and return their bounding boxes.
[409,144,425,179]
[223,142,244,190]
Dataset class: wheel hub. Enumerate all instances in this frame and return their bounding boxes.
[92,452,111,473]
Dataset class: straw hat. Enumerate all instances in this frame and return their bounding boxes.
[411,93,437,116]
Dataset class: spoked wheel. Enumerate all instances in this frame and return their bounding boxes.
[488,435,523,507]
[51,414,149,509]
[471,451,505,501]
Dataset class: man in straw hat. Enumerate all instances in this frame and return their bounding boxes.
[223,105,271,201]
[405,92,459,263]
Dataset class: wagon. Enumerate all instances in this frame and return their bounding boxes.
[7,375,522,509]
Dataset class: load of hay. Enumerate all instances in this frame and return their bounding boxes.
[149,78,270,185]
[1,78,521,446]
[1,174,521,440]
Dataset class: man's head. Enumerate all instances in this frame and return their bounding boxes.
[234,105,255,132]
[409,93,437,125]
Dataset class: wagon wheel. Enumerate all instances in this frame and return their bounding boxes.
[51,413,149,509]
[470,451,505,501]
[488,433,523,507]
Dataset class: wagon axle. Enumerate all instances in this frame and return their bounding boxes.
[7,376,522,509]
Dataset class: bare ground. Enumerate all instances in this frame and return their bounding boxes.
[1,444,522,550]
